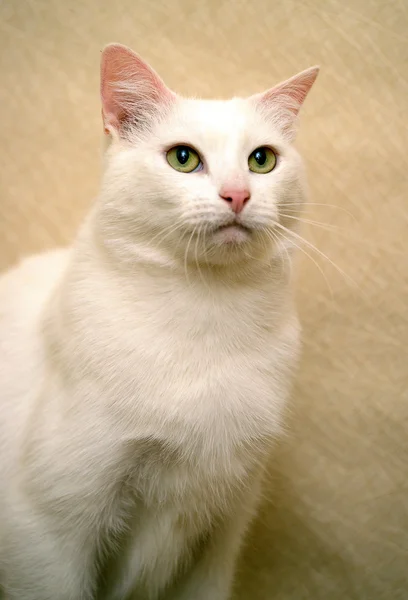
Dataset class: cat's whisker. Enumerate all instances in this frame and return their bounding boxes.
[280,213,347,234]
[274,222,360,291]
[269,229,293,281]
[148,221,186,248]
[256,230,271,262]
[280,213,376,249]
[282,203,357,221]
[250,210,344,237]
[194,224,210,290]
[241,243,257,262]
[202,225,214,275]
[183,226,197,286]
[269,227,333,297]
[268,229,294,281]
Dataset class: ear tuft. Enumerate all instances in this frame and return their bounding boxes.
[100,43,175,136]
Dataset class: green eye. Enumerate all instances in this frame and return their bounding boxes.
[248,147,277,174]
[166,145,201,173]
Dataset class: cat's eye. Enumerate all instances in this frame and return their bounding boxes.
[248,147,277,174]
[166,145,202,173]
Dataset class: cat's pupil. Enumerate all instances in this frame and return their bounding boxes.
[254,149,266,165]
[177,147,190,165]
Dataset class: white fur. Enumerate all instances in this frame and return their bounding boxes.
[0,58,313,599]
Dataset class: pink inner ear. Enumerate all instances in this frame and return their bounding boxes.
[260,66,319,116]
[100,43,174,134]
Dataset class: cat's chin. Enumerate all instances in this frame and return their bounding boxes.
[211,224,251,246]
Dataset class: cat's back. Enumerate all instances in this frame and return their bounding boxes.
[0,249,70,471]
[0,249,69,314]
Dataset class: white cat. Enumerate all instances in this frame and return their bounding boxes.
[0,44,318,600]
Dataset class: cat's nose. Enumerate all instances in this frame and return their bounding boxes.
[219,188,251,214]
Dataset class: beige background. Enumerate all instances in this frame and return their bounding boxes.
[1,1,408,598]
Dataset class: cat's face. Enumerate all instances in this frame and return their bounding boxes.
[98,44,318,268]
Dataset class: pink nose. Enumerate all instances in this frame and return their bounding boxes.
[219,188,250,214]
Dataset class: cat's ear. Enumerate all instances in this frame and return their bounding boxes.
[251,66,319,138]
[100,43,175,137]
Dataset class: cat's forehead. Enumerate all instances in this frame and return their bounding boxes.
[177,98,249,130]
[162,97,281,149]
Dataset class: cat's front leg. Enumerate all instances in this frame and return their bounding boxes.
[167,477,263,600]
[0,496,97,600]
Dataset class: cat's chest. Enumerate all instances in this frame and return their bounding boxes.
[107,315,286,445]
[110,293,282,396]
[105,312,284,499]
[127,435,254,507]
[71,274,297,443]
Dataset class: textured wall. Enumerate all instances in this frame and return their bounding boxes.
[1,1,407,598]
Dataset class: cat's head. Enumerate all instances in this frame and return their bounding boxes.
[97,43,318,269]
